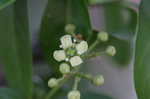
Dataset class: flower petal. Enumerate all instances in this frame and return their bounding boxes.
[76,41,88,55]
[69,56,83,67]
[53,50,66,62]
[60,35,73,49]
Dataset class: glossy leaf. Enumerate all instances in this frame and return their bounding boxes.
[134,0,150,98]
[103,2,138,65]
[0,0,15,10]
[0,1,33,99]
[39,0,92,73]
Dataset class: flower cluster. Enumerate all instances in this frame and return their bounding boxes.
[53,34,88,67]
[47,24,117,99]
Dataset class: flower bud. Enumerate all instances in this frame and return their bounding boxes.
[69,56,83,67]
[60,35,73,49]
[106,46,116,56]
[68,90,80,99]
[65,24,76,34]
[53,50,66,62]
[98,31,109,42]
[48,78,58,88]
[92,75,104,86]
[59,63,70,74]
[76,41,88,55]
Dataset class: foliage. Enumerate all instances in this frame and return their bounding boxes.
[0,1,33,99]
[134,0,150,98]
[0,0,150,99]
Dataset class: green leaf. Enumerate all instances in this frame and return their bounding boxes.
[39,0,92,73]
[0,88,21,99]
[0,0,15,10]
[103,2,138,65]
[134,0,150,98]
[0,1,33,99]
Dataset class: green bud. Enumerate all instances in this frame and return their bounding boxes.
[97,31,109,42]
[68,90,80,99]
[59,63,70,74]
[92,75,104,86]
[106,45,116,56]
[48,78,58,88]
[65,24,76,34]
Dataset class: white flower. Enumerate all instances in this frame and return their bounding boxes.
[53,50,66,62]
[69,56,83,67]
[75,41,88,55]
[68,90,80,99]
[60,35,73,49]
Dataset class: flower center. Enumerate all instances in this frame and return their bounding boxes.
[66,47,77,57]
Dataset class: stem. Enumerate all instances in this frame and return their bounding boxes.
[74,72,93,81]
[68,32,76,37]
[45,67,80,99]
[83,51,106,59]
[73,77,81,90]
[45,66,84,99]
[88,40,100,53]
[45,75,70,99]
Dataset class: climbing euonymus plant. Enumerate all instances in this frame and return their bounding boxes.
[0,0,149,99]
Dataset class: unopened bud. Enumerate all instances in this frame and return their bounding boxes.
[106,45,116,56]
[92,75,104,86]
[68,90,80,99]
[48,78,58,88]
[65,24,76,34]
[53,50,66,62]
[59,63,70,74]
[98,31,109,42]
